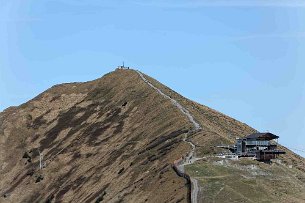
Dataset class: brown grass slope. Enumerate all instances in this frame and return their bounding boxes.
[143,73,305,202]
[0,69,192,203]
[143,73,305,169]
[0,69,304,203]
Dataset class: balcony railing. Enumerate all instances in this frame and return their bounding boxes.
[245,140,270,146]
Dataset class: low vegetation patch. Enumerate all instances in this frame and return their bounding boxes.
[185,159,305,203]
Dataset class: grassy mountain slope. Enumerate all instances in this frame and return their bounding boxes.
[186,158,305,203]
[0,69,192,203]
[141,73,305,202]
[0,69,304,203]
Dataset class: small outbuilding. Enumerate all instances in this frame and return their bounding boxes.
[116,62,130,70]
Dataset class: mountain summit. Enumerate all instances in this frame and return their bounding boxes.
[1,69,305,203]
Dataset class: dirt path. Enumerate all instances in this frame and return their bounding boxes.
[135,70,202,203]
[190,178,199,203]
[136,70,201,131]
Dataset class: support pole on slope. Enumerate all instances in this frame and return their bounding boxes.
[38,150,43,170]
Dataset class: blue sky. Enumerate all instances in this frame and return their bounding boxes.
[1,0,304,157]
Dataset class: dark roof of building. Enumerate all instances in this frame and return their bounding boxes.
[245,132,279,140]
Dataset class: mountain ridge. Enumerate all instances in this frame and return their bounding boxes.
[1,68,305,203]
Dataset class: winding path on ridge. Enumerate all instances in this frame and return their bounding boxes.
[135,70,202,203]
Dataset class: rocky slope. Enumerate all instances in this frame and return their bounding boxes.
[0,69,304,203]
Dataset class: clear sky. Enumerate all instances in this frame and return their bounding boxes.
[1,0,304,157]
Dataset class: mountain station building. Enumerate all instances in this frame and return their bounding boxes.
[218,132,286,162]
